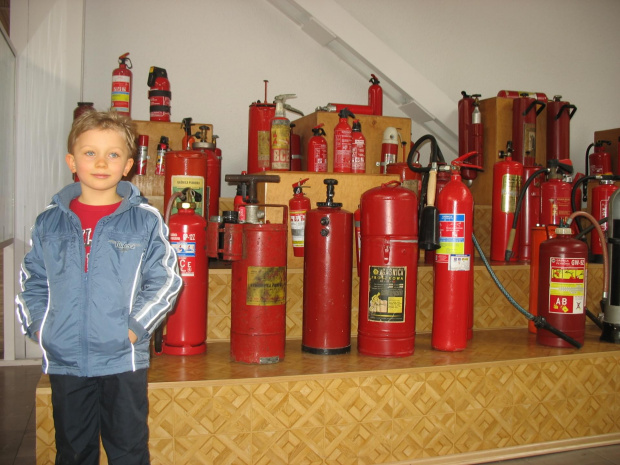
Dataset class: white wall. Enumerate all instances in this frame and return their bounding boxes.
[82,0,620,199]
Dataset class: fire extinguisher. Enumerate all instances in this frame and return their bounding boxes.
[193,125,221,220]
[358,180,418,357]
[206,173,286,364]
[148,66,171,122]
[290,123,302,171]
[155,136,169,176]
[270,94,296,171]
[591,179,619,262]
[519,158,544,261]
[181,117,196,150]
[601,188,620,343]
[458,91,484,181]
[378,127,400,174]
[111,52,132,116]
[546,95,577,161]
[497,90,548,102]
[334,108,355,173]
[164,147,208,220]
[351,119,366,173]
[491,143,523,262]
[432,153,479,351]
[307,124,328,172]
[323,74,383,116]
[289,178,311,257]
[512,93,546,164]
[248,80,276,173]
[587,140,612,176]
[162,189,208,355]
[303,179,353,354]
[536,222,588,348]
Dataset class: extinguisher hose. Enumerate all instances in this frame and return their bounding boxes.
[473,233,582,348]
[505,168,548,261]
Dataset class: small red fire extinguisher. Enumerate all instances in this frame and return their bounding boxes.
[351,119,366,173]
[378,127,399,174]
[289,178,311,257]
[148,66,171,122]
[307,124,328,172]
[334,108,354,173]
[164,190,208,355]
[111,53,132,116]
[368,74,383,116]
[155,136,169,176]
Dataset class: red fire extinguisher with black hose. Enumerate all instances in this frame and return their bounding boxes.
[491,143,523,262]
[289,178,311,257]
[207,174,287,364]
[111,52,132,116]
[148,66,171,122]
[546,95,577,161]
[303,179,353,354]
[307,124,328,172]
[358,180,419,357]
[161,189,208,355]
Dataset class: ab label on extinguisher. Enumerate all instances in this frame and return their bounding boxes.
[367,266,406,322]
[170,234,196,277]
[246,266,286,306]
[548,257,586,314]
[170,175,205,216]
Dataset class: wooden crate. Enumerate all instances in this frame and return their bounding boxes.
[126,120,213,213]
[256,171,400,269]
[291,112,412,174]
[469,97,548,206]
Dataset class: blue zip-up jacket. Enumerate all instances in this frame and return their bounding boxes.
[16,181,183,376]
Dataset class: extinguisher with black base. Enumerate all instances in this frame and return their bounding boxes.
[111,52,132,116]
[303,179,353,354]
[207,173,287,364]
[162,189,208,355]
[289,178,311,257]
[148,66,171,122]
[358,180,419,357]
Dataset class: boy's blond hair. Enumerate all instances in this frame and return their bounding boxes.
[68,109,138,157]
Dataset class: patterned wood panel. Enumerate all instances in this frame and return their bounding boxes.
[37,328,620,464]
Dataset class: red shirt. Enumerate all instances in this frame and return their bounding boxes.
[70,199,121,271]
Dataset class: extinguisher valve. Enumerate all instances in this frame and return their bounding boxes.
[317,179,342,208]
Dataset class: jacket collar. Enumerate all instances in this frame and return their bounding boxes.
[52,181,145,215]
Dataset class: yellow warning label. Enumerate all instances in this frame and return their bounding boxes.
[246,266,286,306]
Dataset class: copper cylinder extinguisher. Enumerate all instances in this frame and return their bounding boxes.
[111,53,132,116]
[302,179,353,354]
[537,223,588,348]
[432,153,478,351]
[491,144,523,262]
[512,93,546,164]
[207,174,287,364]
[248,81,276,173]
[546,95,577,161]
[289,178,311,257]
[307,124,328,172]
[358,181,418,357]
[164,190,208,355]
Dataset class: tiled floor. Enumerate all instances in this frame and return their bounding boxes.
[1,363,618,465]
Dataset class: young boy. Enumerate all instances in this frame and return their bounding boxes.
[16,110,183,464]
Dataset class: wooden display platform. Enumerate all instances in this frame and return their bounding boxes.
[35,327,620,464]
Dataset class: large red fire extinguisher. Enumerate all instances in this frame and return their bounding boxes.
[433,156,476,351]
[164,149,208,220]
[491,145,523,262]
[537,223,588,348]
[163,190,208,355]
[307,124,328,172]
[546,95,577,161]
[512,93,546,164]
[303,179,353,354]
[378,127,400,174]
[289,178,311,257]
[248,81,276,173]
[334,108,354,173]
[358,181,418,357]
[148,66,171,122]
[111,52,132,116]
[193,125,221,220]
[207,174,286,364]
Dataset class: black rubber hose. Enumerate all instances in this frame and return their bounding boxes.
[473,233,582,349]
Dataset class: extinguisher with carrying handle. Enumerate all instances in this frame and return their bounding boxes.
[289,178,311,257]
[307,124,328,172]
[546,95,577,162]
[111,52,132,116]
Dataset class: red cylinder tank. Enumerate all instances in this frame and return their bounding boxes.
[491,152,523,261]
[164,150,208,219]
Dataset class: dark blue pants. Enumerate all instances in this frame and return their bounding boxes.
[49,369,150,465]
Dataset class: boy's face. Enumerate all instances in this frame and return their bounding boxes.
[65,129,134,205]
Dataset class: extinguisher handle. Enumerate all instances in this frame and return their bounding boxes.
[556,104,577,120]
[427,169,437,207]
[533,316,582,349]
